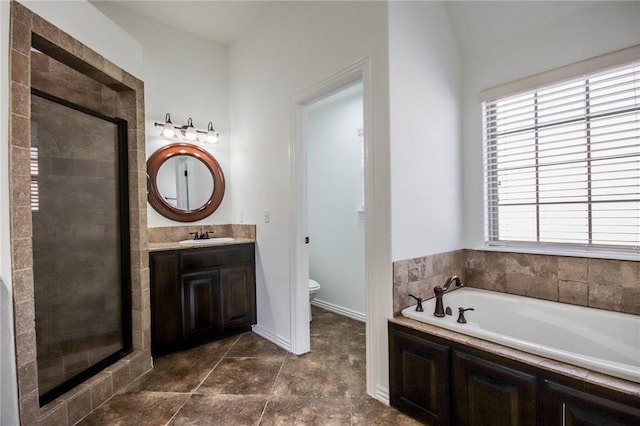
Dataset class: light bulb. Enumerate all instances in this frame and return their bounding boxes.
[161,113,175,138]
[205,122,219,144]
[184,118,198,141]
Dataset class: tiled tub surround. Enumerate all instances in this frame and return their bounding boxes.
[393,249,640,316]
[392,249,640,402]
[9,3,151,425]
[393,249,465,316]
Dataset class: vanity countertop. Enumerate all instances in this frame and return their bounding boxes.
[149,238,255,252]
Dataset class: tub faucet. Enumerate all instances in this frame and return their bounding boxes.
[408,294,424,312]
[433,275,464,317]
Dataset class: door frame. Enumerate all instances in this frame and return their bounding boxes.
[289,57,379,397]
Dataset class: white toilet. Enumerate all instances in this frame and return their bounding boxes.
[308,279,321,321]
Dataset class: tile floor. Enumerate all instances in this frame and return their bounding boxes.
[77,307,421,425]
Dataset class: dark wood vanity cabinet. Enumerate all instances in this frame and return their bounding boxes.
[389,322,640,426]
[540,380,640,426]
[452,351,537,426]
[151,243,256,357]
[389,325,450,425]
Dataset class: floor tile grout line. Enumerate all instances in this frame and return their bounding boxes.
[350,396,354,426]
[256,350,289,425]
[163,334,244,426]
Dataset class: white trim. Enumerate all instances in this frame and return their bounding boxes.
[290,57,383,401]
[479,244,640,262]
[375,384,390,405]
[251,325,293,353]
[311,299,366,323]
[480,44,640,101]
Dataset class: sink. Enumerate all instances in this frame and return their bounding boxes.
[179,237,235,246]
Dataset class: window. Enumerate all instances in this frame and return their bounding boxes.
[30,146,39,212]
[483,50,640,251]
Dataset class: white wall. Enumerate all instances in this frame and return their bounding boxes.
[21,1,143,78]
[461,1,640,248]
[307,85,365,317]
[230,1,391,398]
[0,2,143,422]
[93,3,232,228]
[388,1,463,262]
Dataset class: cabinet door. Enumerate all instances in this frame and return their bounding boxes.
[452,350,537,426]
[389,324,450,426]
[540,380,640,426]
[150,252,181,357]
[220,265,256,332]
[182,272,221,343]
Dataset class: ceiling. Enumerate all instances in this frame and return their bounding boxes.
[92,1,613,50]
[443,1,607,53]
[91,1,273,45]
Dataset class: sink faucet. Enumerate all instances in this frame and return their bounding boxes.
[189,231,214,240]
[433,275,463,317]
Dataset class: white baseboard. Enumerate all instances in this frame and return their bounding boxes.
[375,384,390,405]
[311,299,366,323]
[251,324,292,353]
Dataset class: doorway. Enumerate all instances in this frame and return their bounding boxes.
[305,82,365,322]
[290,60,376,400]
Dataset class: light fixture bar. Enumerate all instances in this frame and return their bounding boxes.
[153,112,220,143]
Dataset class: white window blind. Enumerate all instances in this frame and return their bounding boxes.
[483,58,640,251]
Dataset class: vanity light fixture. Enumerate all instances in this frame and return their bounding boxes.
[161,113,175,138]
[205,122,219,144]
[154,113,220,144]
[183,118,198,141]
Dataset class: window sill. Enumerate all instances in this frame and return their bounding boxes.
[476,243,640,262]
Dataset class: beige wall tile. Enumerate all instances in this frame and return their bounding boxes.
[392,259,408,286]
[558,257,588,282]
[588,258,622,285]
[19,390,39,426]
[31,14,60,43]
[87,373,113,410]
[10,50,29,86]
[621,287,640,315]
[12,237,33,271]
[15,330,37,368]
[63,385,92,424]
[10,113,29,148]
[38,400,68,426]
[588,283,622,311]
[57,31,83,58]
[11,2,32,25]
[17,361,38,398]
[14,300,34,336]
[10,81,29,116]
[621,261,640,289]
[558,280,588,306]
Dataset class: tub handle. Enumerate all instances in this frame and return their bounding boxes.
[408,294,424,312]
[457,307,474,324]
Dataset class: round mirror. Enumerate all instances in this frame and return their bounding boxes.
[147,143,225,222]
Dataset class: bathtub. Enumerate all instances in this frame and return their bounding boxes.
[401,287,640,384]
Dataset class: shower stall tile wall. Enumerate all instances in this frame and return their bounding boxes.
[8,3,151,424]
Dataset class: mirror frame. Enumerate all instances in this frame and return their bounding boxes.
[147,143,225,222]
